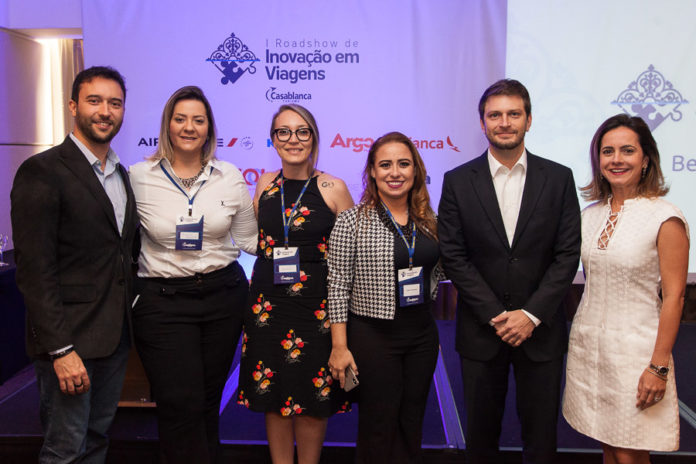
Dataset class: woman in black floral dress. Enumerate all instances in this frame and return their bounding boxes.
[237,104,353,464]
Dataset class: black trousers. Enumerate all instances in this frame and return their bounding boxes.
[460,345,563,464]
[349,308,439,464]
[133,262,248,464]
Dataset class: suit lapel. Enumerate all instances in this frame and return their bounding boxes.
[118,163,137,237]
[58,137,119,233]
[511,152,546,249]
[469,153,510,250]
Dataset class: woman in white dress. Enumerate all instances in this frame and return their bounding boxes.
[563,114,689,464]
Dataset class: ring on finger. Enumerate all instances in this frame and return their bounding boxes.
[655,396,663,401]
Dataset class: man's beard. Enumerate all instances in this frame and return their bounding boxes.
[487,131,525,151]
[75,114,123,145]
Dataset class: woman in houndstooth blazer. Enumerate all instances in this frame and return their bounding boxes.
[327,131,445,463]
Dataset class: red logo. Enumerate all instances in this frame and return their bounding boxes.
[330,133,460,152]
[239,168,266,185]
[227,138,238,147]
[446,136,460,152]
[330,134,374,152]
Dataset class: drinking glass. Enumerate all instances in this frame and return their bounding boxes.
[0,234,9,267]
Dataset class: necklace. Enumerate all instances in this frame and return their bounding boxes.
[178,165,205,189]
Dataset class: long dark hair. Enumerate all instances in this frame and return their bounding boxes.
[580,114,668,201]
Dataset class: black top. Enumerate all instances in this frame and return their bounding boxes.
[375,204,439,310]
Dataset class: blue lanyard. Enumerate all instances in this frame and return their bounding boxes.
[381,201,416,269]
[279,171,312,248]
[160,163,212,216]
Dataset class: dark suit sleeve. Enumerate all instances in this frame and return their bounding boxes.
[10,157,71,352]
[524,168,581,324]
[438,170,506,325]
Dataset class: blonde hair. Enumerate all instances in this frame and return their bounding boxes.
[150,86,218,164]
[270,104,320,176]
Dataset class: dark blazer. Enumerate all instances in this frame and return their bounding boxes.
[10,136,139,359]
[438,151,580,362]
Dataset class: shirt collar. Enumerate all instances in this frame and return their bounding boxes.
[207,158,221,173]
[487,149,527,177]
[150,156,221,176]
[69,133,120,170]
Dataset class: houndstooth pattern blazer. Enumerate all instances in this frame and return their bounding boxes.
[327,203,444,323]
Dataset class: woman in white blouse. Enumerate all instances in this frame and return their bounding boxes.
[129,86,257,464]
[563,114,689,463]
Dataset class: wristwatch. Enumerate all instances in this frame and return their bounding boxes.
[649,363,669,377]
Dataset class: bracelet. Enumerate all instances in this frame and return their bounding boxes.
[645,367,667,382]
[49,346,74,361]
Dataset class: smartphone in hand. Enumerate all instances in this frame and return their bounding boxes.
[344,366,359,392]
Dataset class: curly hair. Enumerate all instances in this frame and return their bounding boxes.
[359,131,437,240]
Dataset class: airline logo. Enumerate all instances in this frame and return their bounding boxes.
[329,133,460,152]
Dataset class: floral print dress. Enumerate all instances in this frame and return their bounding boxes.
[237,175,349,417]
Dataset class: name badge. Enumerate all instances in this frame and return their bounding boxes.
[398,266,424,306]
[273,247,300,284]
[175,214,204,250]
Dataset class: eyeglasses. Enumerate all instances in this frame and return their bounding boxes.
[273,128,313,142]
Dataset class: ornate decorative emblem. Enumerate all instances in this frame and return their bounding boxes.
[207,33,259,85]
[612,65,688,131]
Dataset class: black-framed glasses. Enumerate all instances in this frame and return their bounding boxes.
[273,128,313,142]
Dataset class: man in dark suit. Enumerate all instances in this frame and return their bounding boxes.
[11,66,138,463]
[438,79,580,464]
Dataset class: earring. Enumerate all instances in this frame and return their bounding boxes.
[642,166,647,178]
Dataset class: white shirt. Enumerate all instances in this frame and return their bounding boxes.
[487,149,540,327]
[487,149,527,246]
[129,157,258,278]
